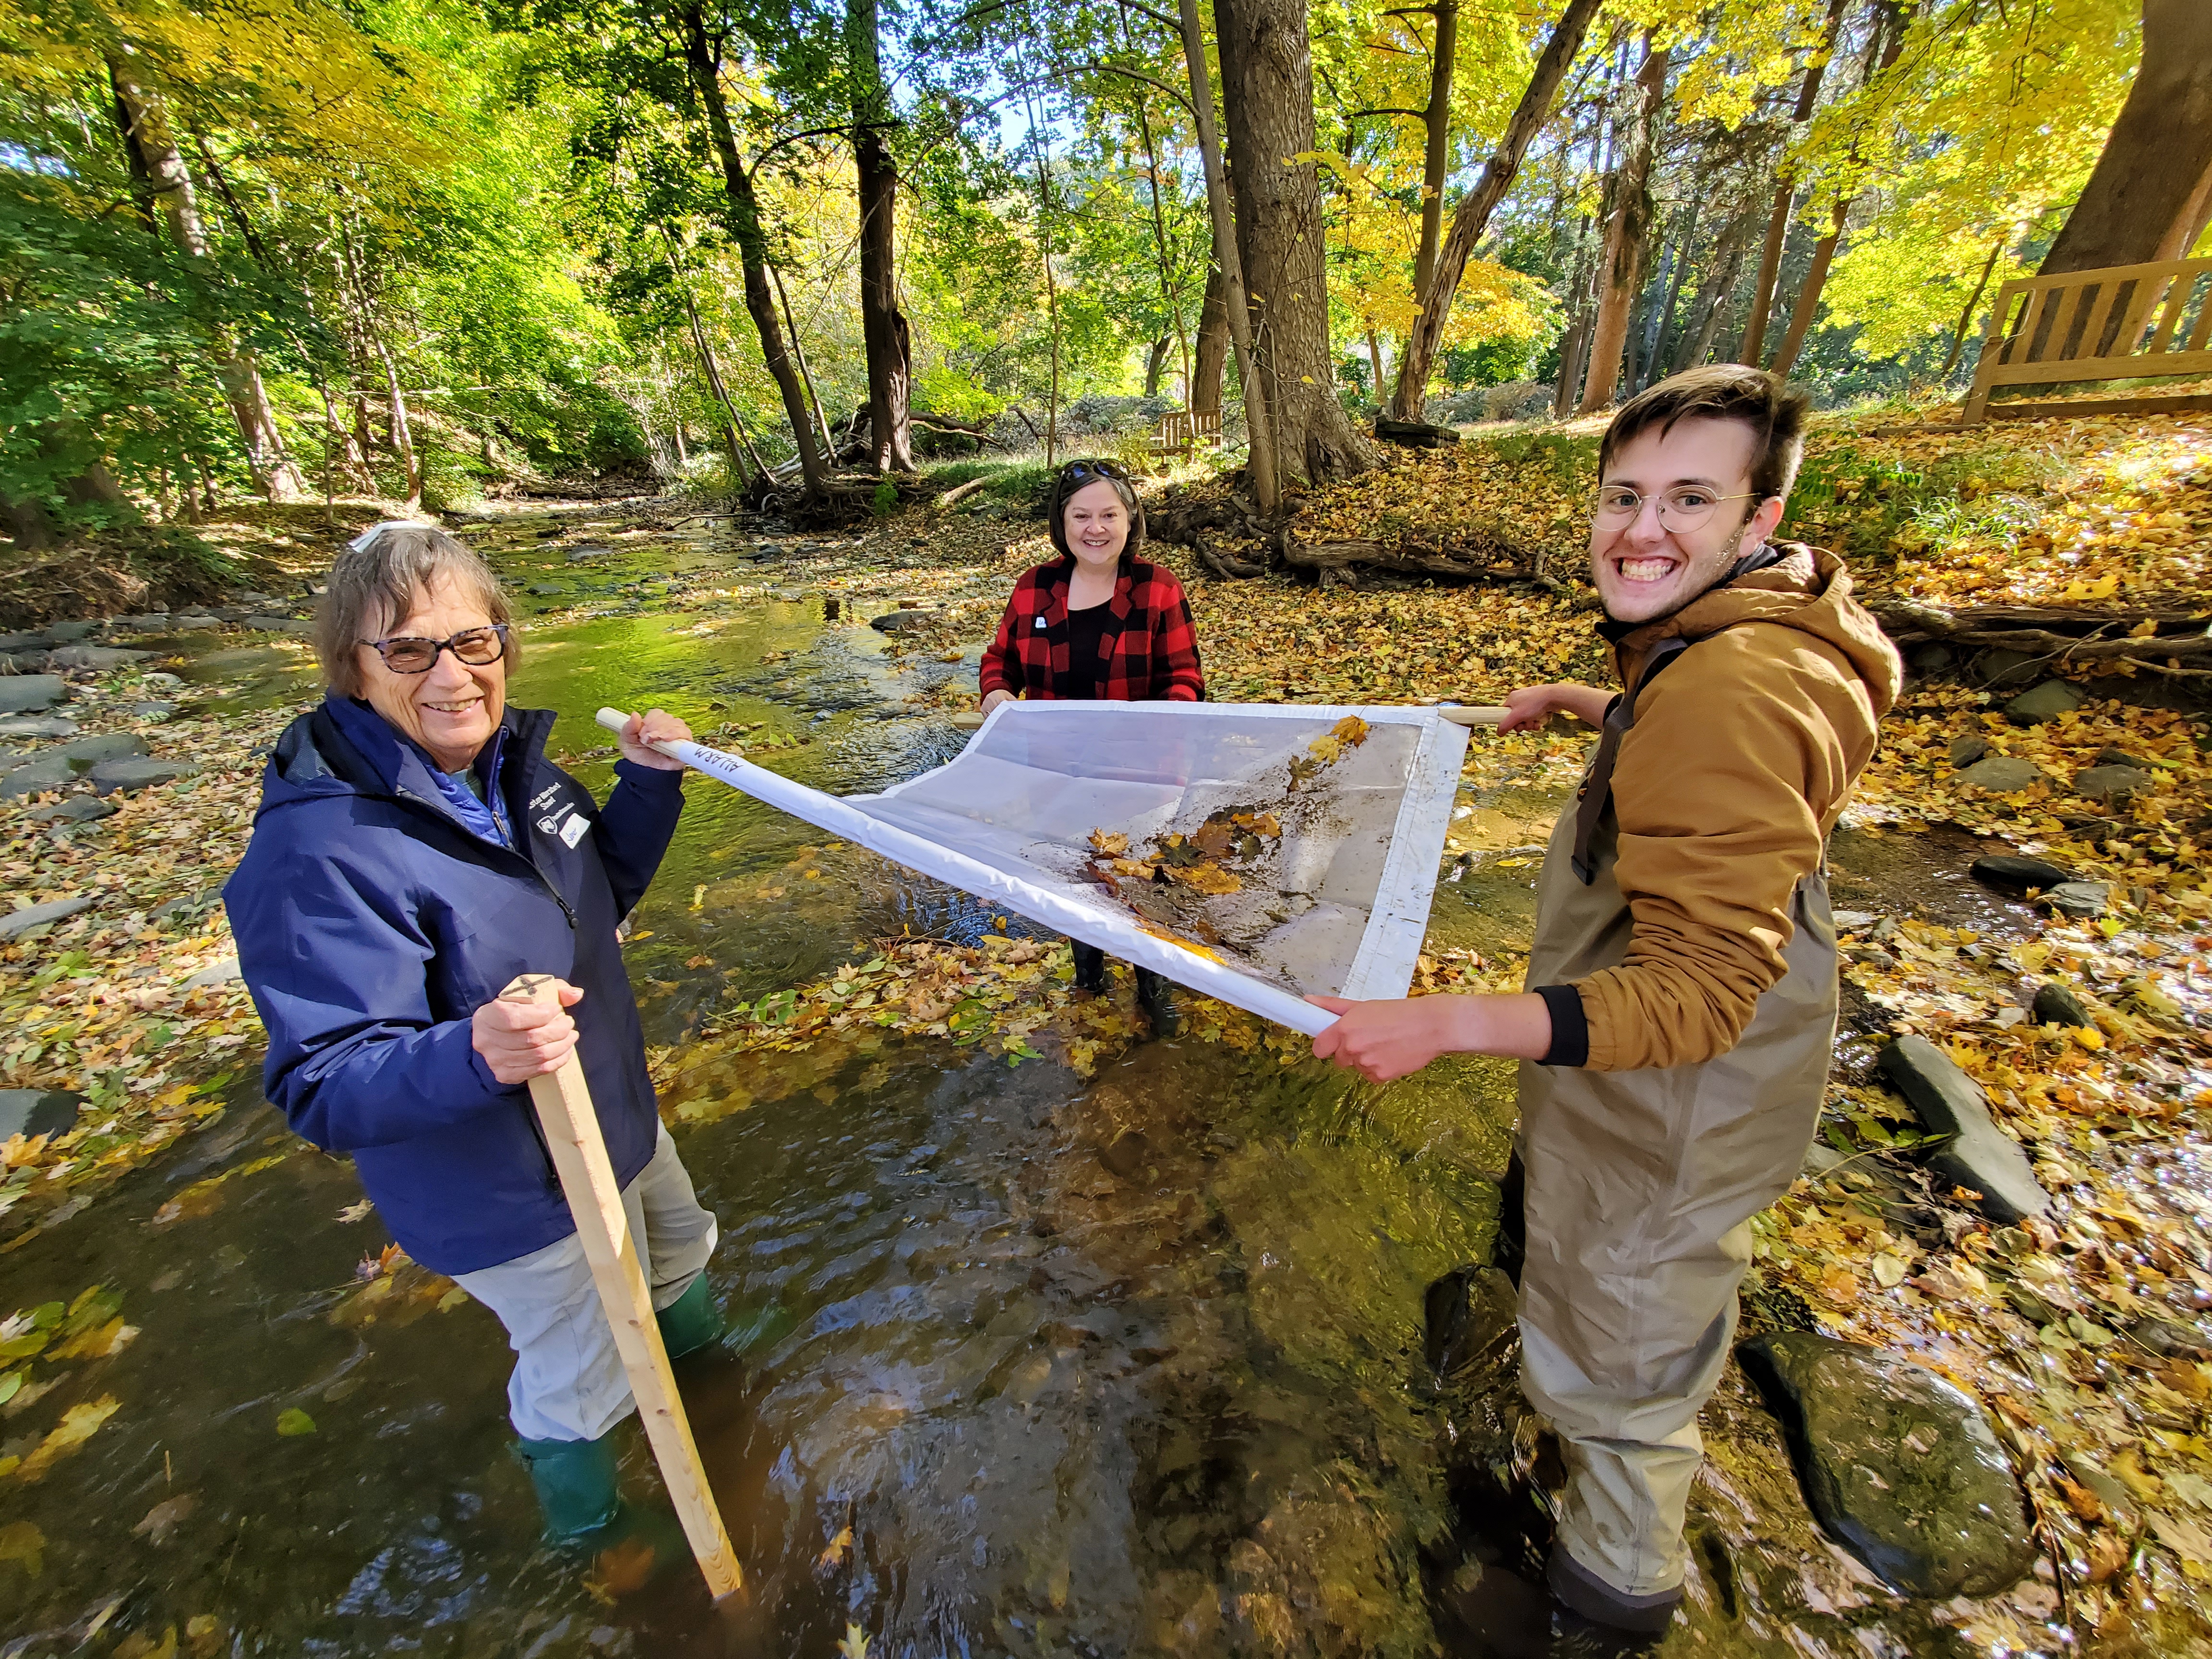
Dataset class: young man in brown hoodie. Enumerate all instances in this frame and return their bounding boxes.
[1310,365,1903,1643]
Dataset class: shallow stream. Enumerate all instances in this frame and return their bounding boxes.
[0,508,2084,1658]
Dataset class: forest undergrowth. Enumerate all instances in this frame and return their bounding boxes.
[2,411,2210,1645]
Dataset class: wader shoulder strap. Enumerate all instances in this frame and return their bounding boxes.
[1569,636,1695,884]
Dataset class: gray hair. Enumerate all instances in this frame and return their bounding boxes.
[315,522,516,697]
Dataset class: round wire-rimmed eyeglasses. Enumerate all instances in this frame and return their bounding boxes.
[1592,485,1762,530]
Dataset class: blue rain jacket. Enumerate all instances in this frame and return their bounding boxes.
[224,695,685,1274]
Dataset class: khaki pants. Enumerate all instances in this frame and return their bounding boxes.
[1516,805,1838,1597]
[455,1125,717,1442]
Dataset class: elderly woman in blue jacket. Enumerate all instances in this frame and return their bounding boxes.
[226,522,711,1544]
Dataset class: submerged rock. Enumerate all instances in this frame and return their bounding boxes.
[1876,1035,2051,1222]
[1958,756,2040,793]
[1423,1264,1518,1380]
[50,644,153,670]
[871,609,938,633]
[1970,854,2070,894]
[1739,1332,2033,1598]
[2004,679,2086,724]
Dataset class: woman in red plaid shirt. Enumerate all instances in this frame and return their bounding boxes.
[979,457,1205,1032]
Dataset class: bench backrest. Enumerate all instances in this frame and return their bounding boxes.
[1965,256,2212,422]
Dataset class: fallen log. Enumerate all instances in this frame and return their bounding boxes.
[1873,598,2212,662]
[1281,537,1524,582]
[1375,417,1461,450]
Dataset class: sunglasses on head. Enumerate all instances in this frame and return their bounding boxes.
[1058,459,1129,489]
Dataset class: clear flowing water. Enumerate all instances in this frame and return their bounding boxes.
[0,510,2083,1658]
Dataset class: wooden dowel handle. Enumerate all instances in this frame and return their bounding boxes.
[499,974,745,1602]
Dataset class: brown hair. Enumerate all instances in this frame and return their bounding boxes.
[315,523,516,697]
[1598,365,1813,511]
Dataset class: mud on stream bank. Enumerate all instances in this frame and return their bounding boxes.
[0,498,2205,1659]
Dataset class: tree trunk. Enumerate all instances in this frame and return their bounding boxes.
[338,218,422,510]
[1124,63,1194,406]
[771,262,837,459]
[1644,195,1698,388]
[2041,0,2212,274]
[1214,0,1373,486]
[1552,225,1596,417]
[1768,195,1847,379]
[1672,203,1754,373]
[108,56,303,502]
[1365,330,1386,406]
[1143,336,1172,397]
[1192,260,1229,416]
[676,3,826,497]
[1739,0,1847,366]
[1578,41,1668,413]
[1411,0,1459,304]
[849,0,914,472]
[1389,0,1604,421]
[1178,0,1279,506]
[662,225,753,483]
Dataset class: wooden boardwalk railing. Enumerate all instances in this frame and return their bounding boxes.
[1963,255,2212,424]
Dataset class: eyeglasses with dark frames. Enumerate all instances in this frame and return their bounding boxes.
[361,624,511,674]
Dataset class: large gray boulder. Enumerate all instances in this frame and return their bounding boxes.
[2004,680,2086,724]
[88,757,194,794]
[0,675,66,714]
[0,715,76,738]
[1877,1035,2051,1222]
[0,755,75,799]
[59,733,150,770]
[1739,1332,2034,1599]
[0,1089,82,1142]
[1969,854,2070,894]
[0,896,94,940]
[1958,756,2041,793]
[2073,765,2152,801]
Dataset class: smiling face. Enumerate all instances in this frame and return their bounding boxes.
[1588,416,1787,625]
[1061,479,1131,573]
[355,574,508,772]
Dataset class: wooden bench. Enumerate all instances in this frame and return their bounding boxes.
[1150,409,1224,457]
[1963,254,2212,424]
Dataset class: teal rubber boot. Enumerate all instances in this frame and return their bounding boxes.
[515,1431,620,1543]
[655,1274,722,1360]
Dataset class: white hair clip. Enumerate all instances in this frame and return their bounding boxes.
[348,520,423,553]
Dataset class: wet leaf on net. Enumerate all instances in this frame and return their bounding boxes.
[1087,828,1130,855]
[275,1407,317,1437]
[816,1526,854,1572]
[1170,862,1242,896]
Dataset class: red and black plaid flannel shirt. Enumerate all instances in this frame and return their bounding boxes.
[979,554,1204,702]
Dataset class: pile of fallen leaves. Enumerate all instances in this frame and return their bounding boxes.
[0,676,298,1247]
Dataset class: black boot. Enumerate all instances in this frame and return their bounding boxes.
[1070,941,1108,994]
[1133,968,1179,1037]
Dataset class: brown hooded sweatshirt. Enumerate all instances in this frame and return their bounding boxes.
[1551,544,1902,1073]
